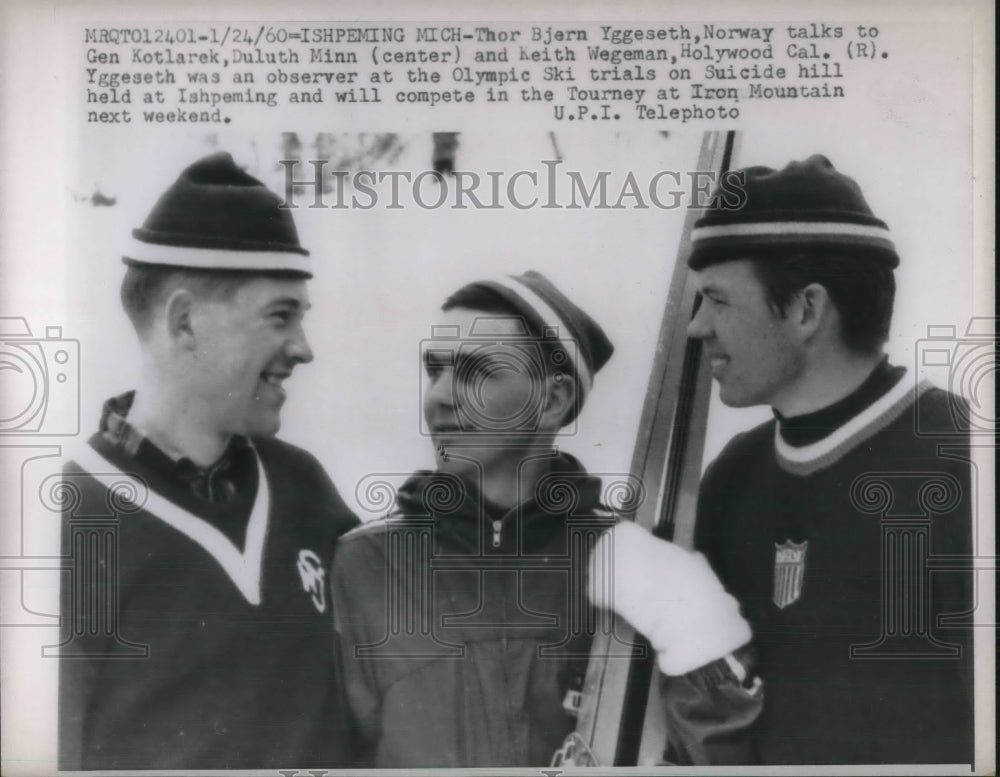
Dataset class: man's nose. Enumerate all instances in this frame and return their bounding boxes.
[425,368,456,408]
[287,326,314,364]
[687,298,712,340]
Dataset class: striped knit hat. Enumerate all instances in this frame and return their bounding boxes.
[445,271,614,400]
[123,152,311,277]
[688,155,898,270]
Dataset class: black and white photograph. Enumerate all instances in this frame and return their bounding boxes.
[0,2,994,774]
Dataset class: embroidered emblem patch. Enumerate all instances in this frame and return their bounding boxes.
[296,549,327,613]
[773,540,808,609]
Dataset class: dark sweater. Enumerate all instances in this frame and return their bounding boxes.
[695,376,974,764]
[58,432,359,770]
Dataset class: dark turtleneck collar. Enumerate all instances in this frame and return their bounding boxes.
[774,357,906,447]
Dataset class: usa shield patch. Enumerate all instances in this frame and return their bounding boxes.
[773,540,808,609]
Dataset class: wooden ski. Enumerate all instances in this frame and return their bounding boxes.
[552,130,738,767]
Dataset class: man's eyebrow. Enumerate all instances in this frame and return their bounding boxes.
[454,349,503,370]
[699,283,728,298]
[423,348,454,366]
[263,297,310,311]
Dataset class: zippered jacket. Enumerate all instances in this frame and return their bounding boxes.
[332,453,763,767]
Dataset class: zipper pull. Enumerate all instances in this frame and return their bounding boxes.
[492,519,503,548]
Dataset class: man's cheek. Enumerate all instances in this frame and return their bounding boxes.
[477,382,509,410]
[502,386,537,418]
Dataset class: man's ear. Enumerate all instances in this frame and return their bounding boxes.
[794,282,832,342]
[539,372,577,431]
[162,289,196,348]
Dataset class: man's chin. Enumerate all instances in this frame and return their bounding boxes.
[718,384,767,409]
[434,444,484,474]
[245,415,282,439]
[435,446,469,468]
[717,391,746,408]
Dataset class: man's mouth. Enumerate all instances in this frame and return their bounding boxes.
[429,422,464,461]
[708,355,729,375]
[260,371,290,398]
[427,414,465,434]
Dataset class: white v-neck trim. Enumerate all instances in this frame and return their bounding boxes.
[69,442,270,605]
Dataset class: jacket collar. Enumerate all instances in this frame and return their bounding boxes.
[393,452,606,551]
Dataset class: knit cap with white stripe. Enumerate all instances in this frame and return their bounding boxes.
[688,155,899,270]
[445,271,614,405]
[123,152,312,277]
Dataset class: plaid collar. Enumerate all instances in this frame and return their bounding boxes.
[99,391,254,504]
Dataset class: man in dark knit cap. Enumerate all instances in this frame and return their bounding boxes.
[331,272,757,767]
[678,155,974,764]
[58,152,359,769]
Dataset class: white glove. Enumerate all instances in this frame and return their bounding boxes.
[588,521,752,676]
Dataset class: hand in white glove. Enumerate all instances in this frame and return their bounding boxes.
[588,521,752,677]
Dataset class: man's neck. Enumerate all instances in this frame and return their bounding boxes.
[477,447,557,511]
[773,348,886,418]
[127,382,232,469]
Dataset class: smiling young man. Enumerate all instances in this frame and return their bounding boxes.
[683,156,974,765]
[58,153,359,769]
[331,272,758,767]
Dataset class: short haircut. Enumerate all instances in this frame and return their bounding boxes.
[441,284,581,427]
[119,264,251,336]
[748,251,896,355]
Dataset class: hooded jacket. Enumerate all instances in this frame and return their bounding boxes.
[332,452,764,767]
[331,453,618,767]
